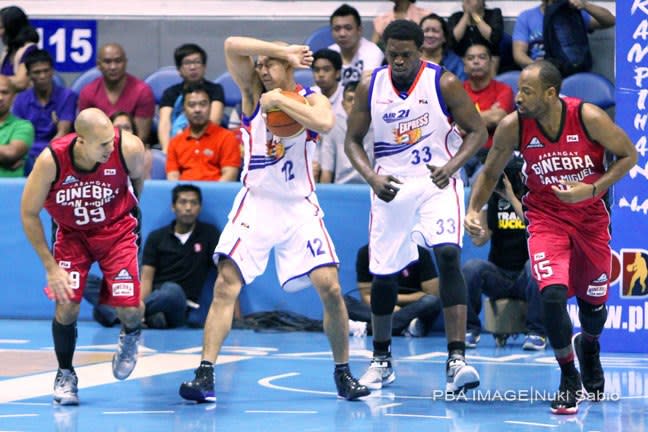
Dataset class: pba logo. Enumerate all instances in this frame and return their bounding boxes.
[612,249,648,298]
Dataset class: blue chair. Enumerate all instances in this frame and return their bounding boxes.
[214,72,242,108]
[53,73,66,88]
[305,25,334,53]
[150,148,167,180]
[144,66,182,104]
[70,67,102,95]
[497,32,516,74]
[294,69,314,89]
[495,70,521,96]
[561,72,615,109]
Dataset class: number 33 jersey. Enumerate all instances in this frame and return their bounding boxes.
[369,62,462,177]
[44,129,138,231]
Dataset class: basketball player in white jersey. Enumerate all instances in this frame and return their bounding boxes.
[345,20,488,394]
[178,36,369,402]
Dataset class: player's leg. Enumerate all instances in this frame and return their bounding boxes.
[51,229,90,405]
[521,262,547,350]
[527,217,582,414]
[310,265,370,400]
[461,258,493,347]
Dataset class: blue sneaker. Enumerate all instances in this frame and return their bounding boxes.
[465,331,480,349]
[522,334,547,351]
[179,363,216,402]
[112,328,140,380]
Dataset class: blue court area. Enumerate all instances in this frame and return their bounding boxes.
[1,319,646,432]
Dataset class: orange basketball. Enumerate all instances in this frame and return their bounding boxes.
[266,90,308,138]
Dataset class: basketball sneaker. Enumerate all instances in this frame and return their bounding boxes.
[445,354,480,394]
[550,371,584,415]
[334,369,370,400]
[358,357,396,390]
[112,327,140,380]
[573,332,604,400]
[522,334,547,351]
[465,331,480,349]
[179,363,216,402]
[53,369,79,406]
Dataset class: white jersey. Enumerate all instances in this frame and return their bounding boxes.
[240,86,319,199]
[369,62,463,177]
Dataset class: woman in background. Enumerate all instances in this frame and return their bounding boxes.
[0,6,39,91]
[419,13,466,80]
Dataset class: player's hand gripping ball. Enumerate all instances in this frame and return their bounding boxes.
[266,90,308,138]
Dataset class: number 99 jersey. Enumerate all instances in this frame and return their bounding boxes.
[44,130,138,231]
[369,62,462,177]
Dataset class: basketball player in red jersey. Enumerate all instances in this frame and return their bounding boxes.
[21,107,147,405]
[466,61,637,415]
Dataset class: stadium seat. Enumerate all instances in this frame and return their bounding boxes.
[70,67,102,95]
[53,73,66,88]
[144,66,182,104]
[294,69,314,89]
[497,32,517,74]
[561,72,615,109]
[305,25,334,52]
[150,148,167,180]
[495,70,521,96]
[214,72,242,108]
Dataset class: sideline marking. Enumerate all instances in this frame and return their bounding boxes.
[104,410,174,415]
[245,410,317,414]
[385,413,450,419]
[0,413,39,418]
[504,420,557,428]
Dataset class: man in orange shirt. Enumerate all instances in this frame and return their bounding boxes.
[166,83,241,181]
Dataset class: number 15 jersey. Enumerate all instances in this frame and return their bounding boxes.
[369,62,462,177]
[44,130,138,231]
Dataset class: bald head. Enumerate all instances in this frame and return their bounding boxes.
[99,43,126,59]
[75,108,113,139]
[98,43,127,83]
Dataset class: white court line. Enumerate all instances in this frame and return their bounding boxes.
[0,340,29,344]
[258,372,335,397]
[5,402,50,406]
[505,420,557,428]
[0,414,38,418]
[385,413,450,419]
[245,410,317,414]
[103,410,174,415]
[175,346,278,355]
[0,353,249,403]
[376,403,402,410]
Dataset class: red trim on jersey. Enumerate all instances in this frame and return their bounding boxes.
[304,143,315,193]
[388,61,425,99]
[241,123,253,186]
[229,238,241,256]
[443,128,455,158]
[318,219,335,259]
[232,189,249,223]
[450,177,462,244]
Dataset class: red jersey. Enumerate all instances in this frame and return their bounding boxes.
[463,79,514,149]
[519,97,605,212]
[44,129,138,231]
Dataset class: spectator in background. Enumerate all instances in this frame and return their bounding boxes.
[312,49,344,118]
[13,49,77,176]
[461,43,514,184]
[512,0,615,69]
[158,43,225,152]
[448,0,503,76]
[329,4,384,86]
[110,111,137,135]
[90,184,221,329]
[419,13,466,80]
[0,74,33,176]
[78,43,155,144]
[319,81,373,184]
[0,6,38,92]
[166,83,240,181]
[463,156,546,351]
[372,0,432,49]
[345,244,442,339]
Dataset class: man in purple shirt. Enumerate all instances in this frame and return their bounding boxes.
[78,43,155,144]
[12,49,77,176]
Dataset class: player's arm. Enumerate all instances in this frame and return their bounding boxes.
[20,149,74,303]
[121,131,147,197]
[430,72,488,188]
[553,103,637,203]
[261,90,334,134]
[140,264,155,302]
[466,112,518,237]
[345,74,402,202]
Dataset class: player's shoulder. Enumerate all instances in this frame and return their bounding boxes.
[499,110,520,129]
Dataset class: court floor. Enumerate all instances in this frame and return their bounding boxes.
[1,319,646,432]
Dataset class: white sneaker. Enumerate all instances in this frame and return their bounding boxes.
[348,320,367,337]
[53,369,79,405]
[359,358,396,390]
[445,355,480,394]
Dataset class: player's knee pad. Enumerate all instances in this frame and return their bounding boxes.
[435,244,467,307]
[434,244,461,273]
[541,285,572,349]
[371,275,399,316]
[577,298,607,336]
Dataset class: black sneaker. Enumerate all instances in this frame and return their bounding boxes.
[179,364,215,403]
[335,369,370,400]
[550,371,583,415]
[573,333,604,400]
